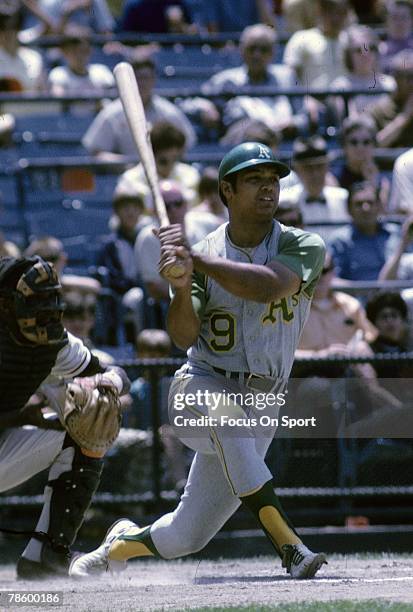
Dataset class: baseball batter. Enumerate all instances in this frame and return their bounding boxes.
[70,142,327,579]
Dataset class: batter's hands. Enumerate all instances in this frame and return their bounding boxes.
[154,224,193,287]
[159,245,193,288]
[155,224,190,250]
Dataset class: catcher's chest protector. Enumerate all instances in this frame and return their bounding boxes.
[0,324,65,413]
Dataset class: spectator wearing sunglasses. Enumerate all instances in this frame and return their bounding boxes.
[330,25,395,120]
[365,49,413,147]
[60,275,114,365]
[201,23,303,140]
[333,116,391,207]
[134,180,220,304]
[116,121,200,210]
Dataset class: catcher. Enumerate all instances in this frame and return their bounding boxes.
[0,255,130,579]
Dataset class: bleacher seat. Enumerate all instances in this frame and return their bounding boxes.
[0,206,26,247]
[0,172,20,207]
[14,113,93,158]
[17,164,120,211]
[25,205,111,240]
[14,113,94,135]
[154,44,241,70]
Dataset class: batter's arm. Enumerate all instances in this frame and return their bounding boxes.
[160,244,202,350]
[192,253,300,303]
[167,283,201,350]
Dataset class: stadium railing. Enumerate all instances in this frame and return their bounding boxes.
[1,352,412,527]
[0,86,395,106]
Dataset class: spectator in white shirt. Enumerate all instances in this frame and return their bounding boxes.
[331,25,395,120]
[48,24,114,95]
[0,8,45,93]
[82,55,196,161]
[48,24,114,114]
[389,147,413,213]
[283,0,350,89]
[201,23,303,139]
[279,136,350,241]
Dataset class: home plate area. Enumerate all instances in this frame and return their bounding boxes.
[1,555,413,610]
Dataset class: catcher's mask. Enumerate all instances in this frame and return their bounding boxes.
[0,256,64,345]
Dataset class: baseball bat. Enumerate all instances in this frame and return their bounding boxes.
[113,61,185,277]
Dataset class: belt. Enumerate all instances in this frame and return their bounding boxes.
[212,367,275,392]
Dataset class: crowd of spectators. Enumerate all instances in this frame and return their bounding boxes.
[0,0,412,456]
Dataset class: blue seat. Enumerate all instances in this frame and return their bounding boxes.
[0,206,26,247]
[61,235,93,268]
[155,45,241,70]
[0,173,20,207]
[25,206,111,240]
[18,166,119,210]
[15,113,94,135]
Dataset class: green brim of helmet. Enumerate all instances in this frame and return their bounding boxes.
[220,158,290,181]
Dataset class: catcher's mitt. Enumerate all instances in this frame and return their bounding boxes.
[63,380,122,455]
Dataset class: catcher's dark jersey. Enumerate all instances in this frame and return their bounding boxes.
[0,328,92,414]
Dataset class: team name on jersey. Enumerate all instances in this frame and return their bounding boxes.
[262,290,302,325]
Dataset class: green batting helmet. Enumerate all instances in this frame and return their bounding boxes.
[218,142,290,183]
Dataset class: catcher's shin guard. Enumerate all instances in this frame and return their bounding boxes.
[43,442,103,565]
[18,437,103,578]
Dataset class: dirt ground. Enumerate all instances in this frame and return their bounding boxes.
[1,555,413,611]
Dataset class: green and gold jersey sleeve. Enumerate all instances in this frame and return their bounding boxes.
[191,269,207,318]
[275,227,326,298]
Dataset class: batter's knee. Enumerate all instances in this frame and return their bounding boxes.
[180,530,211,556]
[152,515,213,559]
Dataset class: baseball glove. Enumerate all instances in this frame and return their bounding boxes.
[63,380,122,455]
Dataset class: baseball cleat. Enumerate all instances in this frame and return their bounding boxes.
[281,543,327,579]
[16,555,69,580]
[69,518,137,578]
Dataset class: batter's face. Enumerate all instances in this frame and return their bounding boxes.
[225,165,281,221]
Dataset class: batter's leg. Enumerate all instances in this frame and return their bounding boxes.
[110,450,240,560]
[70,450,241,577]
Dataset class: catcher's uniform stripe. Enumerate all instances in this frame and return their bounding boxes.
[52,333,92,378]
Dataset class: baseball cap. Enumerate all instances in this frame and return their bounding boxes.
[112,183,146,207]
[292,136,329,164]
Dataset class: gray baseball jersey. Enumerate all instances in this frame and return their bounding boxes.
[187,220,325,379]
[146,222,325,555]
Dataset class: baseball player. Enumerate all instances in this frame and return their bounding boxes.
[70,142,327,579]
[0,255,130,579]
